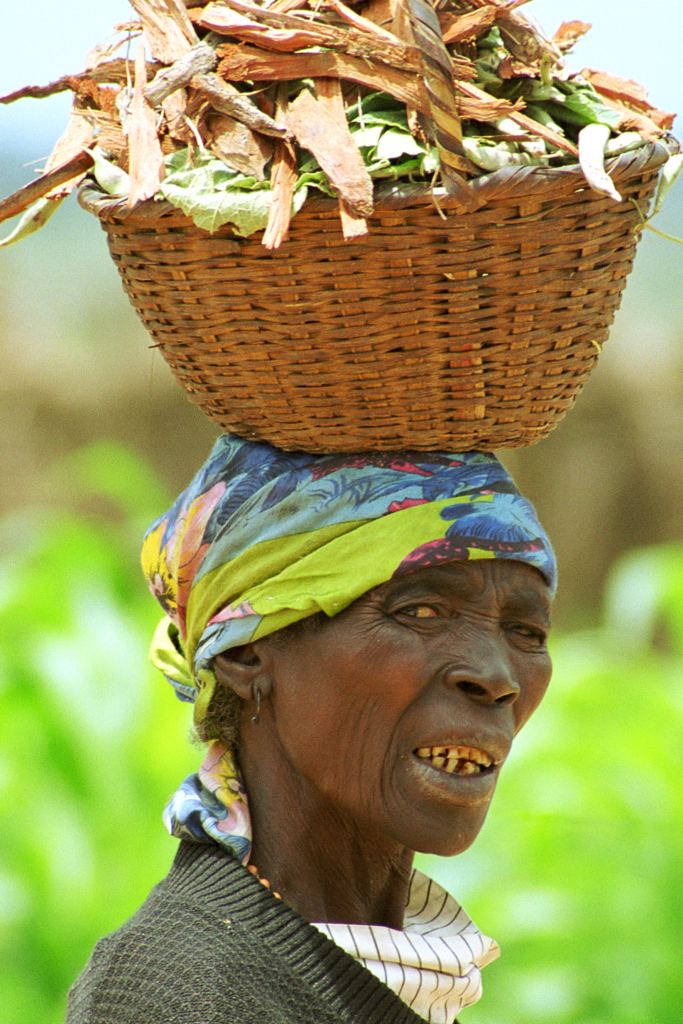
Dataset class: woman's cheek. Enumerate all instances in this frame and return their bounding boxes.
[514,653,552,732]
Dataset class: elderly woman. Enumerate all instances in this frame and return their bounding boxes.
[66,436,555,1024]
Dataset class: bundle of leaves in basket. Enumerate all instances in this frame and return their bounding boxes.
[1,0,680,451]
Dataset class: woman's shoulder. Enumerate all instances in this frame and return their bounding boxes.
[65,839,433,1024]
[64,841,261,1023]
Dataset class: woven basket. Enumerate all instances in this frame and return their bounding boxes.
[79,141,672,452]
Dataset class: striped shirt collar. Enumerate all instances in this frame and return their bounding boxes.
[313,870,499,1024]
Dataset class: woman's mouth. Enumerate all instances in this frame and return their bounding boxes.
[414,745,496,777]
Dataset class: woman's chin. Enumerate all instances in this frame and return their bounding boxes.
[413,824,484,858]
[384,793,494,858]
[407,809,491,857]
[388,754,498,856]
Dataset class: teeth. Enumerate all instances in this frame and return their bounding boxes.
[416,744,494,775]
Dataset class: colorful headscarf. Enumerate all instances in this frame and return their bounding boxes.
[142,435,556,724]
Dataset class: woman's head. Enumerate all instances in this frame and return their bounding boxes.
[212,557,552,857]
[142,437,556,733]
[145,436,556,859]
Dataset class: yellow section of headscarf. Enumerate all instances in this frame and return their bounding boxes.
[149,615,217,721]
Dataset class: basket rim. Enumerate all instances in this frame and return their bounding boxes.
[78,136,679,225]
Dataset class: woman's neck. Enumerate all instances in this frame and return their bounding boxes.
[239,742,415,928]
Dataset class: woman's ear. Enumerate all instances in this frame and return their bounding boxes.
[212,644,273,702]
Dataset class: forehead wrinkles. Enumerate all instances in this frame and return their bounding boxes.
[372,564,472,603]
[378,561,529,603]
[503,585,552,623]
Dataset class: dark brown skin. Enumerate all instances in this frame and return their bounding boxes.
[213,560,552,929]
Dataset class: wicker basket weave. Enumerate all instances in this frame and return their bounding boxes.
[80,141,672,452]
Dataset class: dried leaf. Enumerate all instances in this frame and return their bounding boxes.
[591,71,650,106]
[217,43,430,115]
[127,44,166,206]
[552,21,592,54]
[83,27,139,72]
[210,0,455,78]
[2,0,676,251]
[582,68,676,131]
[497,56,537,80]
[205,111,273,178]
[87,109,129,163]
[270,0,310,11]
[262,141,298,248]
[286,80,373,215]
[361,0,397,33]
[197,6,322,50]
[129,0,198,63]
[570,82,668,142]
[323,0,401,45]
[496,8,562,65]
[407,105,429,148]
[440,6,498,45]
[338,198,368,239]
[163,88,192,142]
[262,83,297,248]
[44,103,95,182]
[593,104,666,144]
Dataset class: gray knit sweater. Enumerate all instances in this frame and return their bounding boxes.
[66,839,453,1024]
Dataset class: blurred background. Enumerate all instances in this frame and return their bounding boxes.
[1,2,681,1022]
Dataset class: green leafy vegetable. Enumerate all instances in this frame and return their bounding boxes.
[463,138,545,172]
[651,152,683,216]
[545,82,623,129]
[0,195,66,248]
[159,149,308,235]
[351,125,385,150]
[374,127,426,162]
[87,146,131,197]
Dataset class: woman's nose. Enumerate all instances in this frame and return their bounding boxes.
[442,641,520,706]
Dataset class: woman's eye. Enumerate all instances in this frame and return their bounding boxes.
[507,623,547,646]
[399,604,439,618]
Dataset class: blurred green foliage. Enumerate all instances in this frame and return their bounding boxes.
[0,444,198,1024]
[1,444,681,1023]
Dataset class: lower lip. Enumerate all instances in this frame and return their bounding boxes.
[410,753,499,804]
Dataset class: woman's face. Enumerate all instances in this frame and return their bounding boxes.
[255,559,553,857]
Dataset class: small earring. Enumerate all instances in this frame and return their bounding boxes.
[251,686,262,724]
